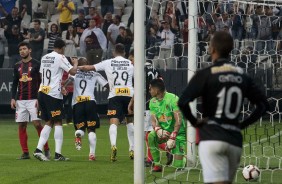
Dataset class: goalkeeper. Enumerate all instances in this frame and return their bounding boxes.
[148,79,186,172]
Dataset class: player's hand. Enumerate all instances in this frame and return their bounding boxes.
[11,99,16,109]
[166,131,177,150]
[61,87,68,95]
[71,57,78,65]
[127,98,134,114]
[154,127,170,140]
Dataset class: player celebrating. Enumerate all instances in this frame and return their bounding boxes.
[148,79,186,172]
[79,43,134,162]
[63,57,108,161]
[33,39,78,161]
[178,31,269,184]
[11,42,50,160]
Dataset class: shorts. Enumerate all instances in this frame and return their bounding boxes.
[15,100,40,122]
[144,110,153,131]
[73,101,100,131]
[107,96,132,121]
[199,140,242,183]
[38,92,64,121]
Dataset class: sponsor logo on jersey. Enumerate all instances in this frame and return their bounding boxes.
[87,121,96,127]
[76,96,91,103]
[51,110,61,117]
[76,122,85,129]
[19,73,32,82]
[39,85,51,94]
[211,64,243,74]
[115,87,130,96]
[159,114,172,122]
[107,110,116,115]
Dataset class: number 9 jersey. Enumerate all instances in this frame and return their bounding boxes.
[94,56,134,99]
[39,51,73,99]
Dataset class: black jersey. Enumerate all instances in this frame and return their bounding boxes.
[178,58,268,147]
[11,59,41,100]
[145,62,161,109]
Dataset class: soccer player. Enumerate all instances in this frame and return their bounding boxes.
[148,79,186,172]
[127,50,165,166]
[63,57,108,161]
[11,42,50,160]
[79,43,134,162]
[178,31,269,184]
[33,39,78,161]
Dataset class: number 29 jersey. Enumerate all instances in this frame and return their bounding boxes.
[39,51,73,99]
[72,70,108,106]
[94,56,134,99]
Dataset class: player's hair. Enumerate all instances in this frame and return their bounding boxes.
[150,79,165,92]
[33,19,41,25]
[115,15,121,22]
[54,39,66,49]
[115,43,125,54]
[18,42,31,49]
[78,57,88,66]
[210,31,233,58]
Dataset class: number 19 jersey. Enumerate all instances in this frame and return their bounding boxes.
[39,51,73,99]
[94,56,134,99]
[72,70,108,106]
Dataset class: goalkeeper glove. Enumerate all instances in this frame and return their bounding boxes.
[166,131,177,150]
[154,127,170,140]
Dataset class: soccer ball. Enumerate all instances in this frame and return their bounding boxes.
[242,165,260,181]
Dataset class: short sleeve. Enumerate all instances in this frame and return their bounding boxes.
[94,60,108,72]
[59,56,73,73]
[170,95,180,112]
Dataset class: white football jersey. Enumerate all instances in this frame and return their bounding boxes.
[94,56,134,99]
[72,70,108,106]
[39,51,73,99]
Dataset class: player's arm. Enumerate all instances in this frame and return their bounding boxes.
[11,66,19,109]
[178,71,206,127]
[128,96,134,114]
[240,76,269,129]
[78,65,96,71]
[68,57,78,75]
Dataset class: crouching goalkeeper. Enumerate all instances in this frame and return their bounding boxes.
[148,79,186,172]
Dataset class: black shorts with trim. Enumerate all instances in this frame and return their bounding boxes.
[73,100,100,131]
[107,96,133,121]
[38,92,64,121]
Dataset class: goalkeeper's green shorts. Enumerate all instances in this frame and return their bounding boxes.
[171,135,186,155]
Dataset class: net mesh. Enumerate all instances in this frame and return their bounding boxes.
[145,0,282,183]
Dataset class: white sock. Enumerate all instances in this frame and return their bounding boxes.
[88,132,96,155]
[126,123,134,151]
[75,130,85,137]
[54,126,63,154]
[36,125,52,151]
[109,124,117,147]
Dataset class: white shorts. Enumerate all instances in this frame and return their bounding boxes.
[199,140,242,183]
[144,110,153,131]
[16,100,40,122]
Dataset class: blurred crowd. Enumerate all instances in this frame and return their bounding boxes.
[0,0,281,70]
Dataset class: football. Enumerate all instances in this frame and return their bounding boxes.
[242,165,260,181]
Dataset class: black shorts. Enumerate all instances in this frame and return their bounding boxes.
[38,92,64,121]
[73,101,100,131]
[107,96,133,121]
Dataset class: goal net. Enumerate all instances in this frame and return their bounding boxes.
[144,0,282,183]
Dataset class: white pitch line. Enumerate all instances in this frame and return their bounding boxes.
[147,130,282,184]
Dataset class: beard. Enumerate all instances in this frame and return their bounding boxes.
[22,54,29,59]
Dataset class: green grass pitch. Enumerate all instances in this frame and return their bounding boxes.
[1,119,282,184]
